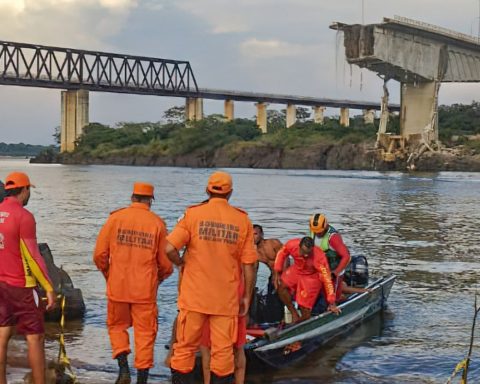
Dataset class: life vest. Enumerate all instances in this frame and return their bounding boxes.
[310,225,339,271]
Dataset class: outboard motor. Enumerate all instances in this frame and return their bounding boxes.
[344,255,369,287]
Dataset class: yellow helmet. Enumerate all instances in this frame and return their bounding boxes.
[310,213,328,233]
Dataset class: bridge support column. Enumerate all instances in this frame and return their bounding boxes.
[224,100,234,121]
[363,109,376,124]
[313,106,326,124]
[286,104,296,128]
[60,89,89,152]
[400,81,438,143]
[256,102,268,133]
[185,97,204,121]
[340,107,350,127]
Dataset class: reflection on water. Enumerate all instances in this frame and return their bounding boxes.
[1,159,480,383]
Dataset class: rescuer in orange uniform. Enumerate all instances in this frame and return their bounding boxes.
[0,172,56,384]
[94,182,173,384]
[166,171,257,384]
[274,237,340,323]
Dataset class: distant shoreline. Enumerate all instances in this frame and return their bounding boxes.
[30,142,480,172]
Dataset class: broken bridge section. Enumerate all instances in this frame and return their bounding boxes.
[331,16,480,165]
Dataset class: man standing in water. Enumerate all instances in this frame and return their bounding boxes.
[94,182,173,384]
[166,171,257,384]
[0,172,56,384]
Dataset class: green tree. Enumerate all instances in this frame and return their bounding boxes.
[266,109,286,133]
[163,106,185,123]
[296,106,311,122]
[53,126,61,145]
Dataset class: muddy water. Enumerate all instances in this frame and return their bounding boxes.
[1,159,480,383]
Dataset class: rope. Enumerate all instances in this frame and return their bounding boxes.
[56,294,79,383]
[445,358,467,384]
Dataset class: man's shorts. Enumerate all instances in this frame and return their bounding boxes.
[281,267,322,310]
[0,281,45,334]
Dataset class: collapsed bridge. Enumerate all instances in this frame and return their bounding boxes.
[331,16,480,165]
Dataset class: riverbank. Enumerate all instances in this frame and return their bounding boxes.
[31,140,480,172]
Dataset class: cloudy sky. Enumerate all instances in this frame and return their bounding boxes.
[0,0,479,144]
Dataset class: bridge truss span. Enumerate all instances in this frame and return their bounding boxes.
[0,40,199,95]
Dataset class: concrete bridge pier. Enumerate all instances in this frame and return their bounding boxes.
[60,89,89,152]
[400,81,439,144]
[224,100,234,121]
[286,104,296,128]
[313,106,326,124]
[185,97,204,121]
[340,107,350,127]
[256,102,268,133]
[363,109,376,124]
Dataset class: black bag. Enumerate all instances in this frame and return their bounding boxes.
[250,279,284,325]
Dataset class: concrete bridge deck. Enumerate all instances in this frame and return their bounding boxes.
[331,15,480,165]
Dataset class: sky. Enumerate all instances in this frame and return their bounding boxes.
[0,0,479,145]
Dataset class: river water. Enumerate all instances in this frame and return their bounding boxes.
[1,158,480,383]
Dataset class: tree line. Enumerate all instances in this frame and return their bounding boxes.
[27,101,480,159]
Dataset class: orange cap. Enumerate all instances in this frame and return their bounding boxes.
[132,182,154,197]
[207,171,233,194]
[4,172,35,190]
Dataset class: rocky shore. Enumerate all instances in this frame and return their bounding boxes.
[31,141,480,172]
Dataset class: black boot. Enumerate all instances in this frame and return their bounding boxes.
[136,368,149,384]
[211,372,235,384]
[115,353,131,384]
[171,368,194,384]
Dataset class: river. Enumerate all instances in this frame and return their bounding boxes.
[1,158,480,383]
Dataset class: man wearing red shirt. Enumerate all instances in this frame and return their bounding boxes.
[274,237,340,323]
[0,172,56,384]
[309,213,351,302]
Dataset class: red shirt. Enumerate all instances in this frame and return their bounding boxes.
[274,238,335,304]
[0,197,53,292]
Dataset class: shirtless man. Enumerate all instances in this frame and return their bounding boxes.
[253,224,282,272]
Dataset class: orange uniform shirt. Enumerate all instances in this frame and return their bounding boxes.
[167,198,257,316]
[93,202,173,303]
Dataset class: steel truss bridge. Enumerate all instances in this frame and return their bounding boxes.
[0,40,199,96]
[0,40,397,111]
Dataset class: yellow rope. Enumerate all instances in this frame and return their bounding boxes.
[445,358,467,384]
[56,295,78,383]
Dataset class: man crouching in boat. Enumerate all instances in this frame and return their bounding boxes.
[273,236,340,323]
[309,213,351,303]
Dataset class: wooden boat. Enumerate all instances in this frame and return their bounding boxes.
[38,243,86,321]
[244,275,396,369]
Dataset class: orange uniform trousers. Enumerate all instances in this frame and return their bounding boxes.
[107,300,158,369]
[171,309,237,376]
